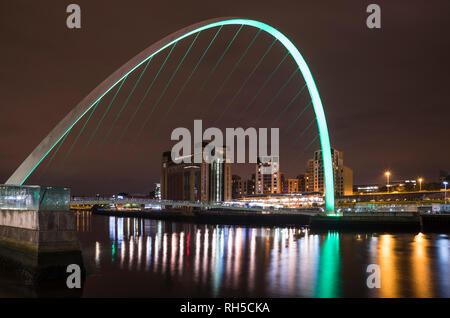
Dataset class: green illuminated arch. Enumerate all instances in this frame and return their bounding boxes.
[6,17,335,212]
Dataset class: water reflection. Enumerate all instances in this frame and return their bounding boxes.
[78,214,450,298]
[77,210,91,232]
[412,233,431,297]
[379,234,398,297]
[315,232,341,298]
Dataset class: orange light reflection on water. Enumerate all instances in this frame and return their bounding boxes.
[412,233,432,298]
[378,234,398,298]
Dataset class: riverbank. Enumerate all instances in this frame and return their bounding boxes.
[89,209,450,232]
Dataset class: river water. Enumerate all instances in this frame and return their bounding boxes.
[73,212,450,298]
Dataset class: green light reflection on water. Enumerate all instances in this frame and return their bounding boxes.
[315,231,341,298]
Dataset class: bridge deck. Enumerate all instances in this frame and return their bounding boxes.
[70,198,322,216]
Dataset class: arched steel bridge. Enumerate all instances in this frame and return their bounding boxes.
[5,17,335,212]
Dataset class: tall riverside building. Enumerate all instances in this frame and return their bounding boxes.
[232,175,249,198]
[306,148,353,196]
[161,151,201,201]
[255,156,281,194]
[297,174,310,192]
[161,146,232,202]
[207,146,232,202]
[287,178,299,193]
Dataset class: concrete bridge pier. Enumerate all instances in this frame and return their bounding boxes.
[0,185,84,295]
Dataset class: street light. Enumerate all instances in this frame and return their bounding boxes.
[444,181,448,203]
[385,171,391,193]
[418,178,423,191]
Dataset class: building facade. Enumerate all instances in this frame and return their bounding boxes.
[255,156,281,195]
[286,178,299,193]
[237,193,324,209]
[297,173,310,192]
[232,175,249,199]
[306,148,353,196]
[161,146,232,202]
[161,151,202,201]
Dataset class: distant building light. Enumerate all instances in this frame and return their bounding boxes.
[357,186,378,191]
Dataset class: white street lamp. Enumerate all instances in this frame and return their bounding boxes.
[418,178,423,191]
[385,171,391,193]
[444,181,448,203]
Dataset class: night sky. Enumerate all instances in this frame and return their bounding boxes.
[1,0,449,195]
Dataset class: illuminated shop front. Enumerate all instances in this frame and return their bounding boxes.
[235,192,324,209]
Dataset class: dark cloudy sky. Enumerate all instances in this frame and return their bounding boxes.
[0,0,449,195]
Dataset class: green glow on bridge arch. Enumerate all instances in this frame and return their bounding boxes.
[21,18,335,213]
